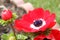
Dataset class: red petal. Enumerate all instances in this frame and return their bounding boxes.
[20,20,39,32]
[29,8,44,20]
[14,20,22,31]
[39,14,56,31]
[43,10,50,20]
[34,35,46,40]
[34,34,54,40]
[22,14,33,23]
[14,19,38,32]
[51,30,60,40]
[48,22,56,28]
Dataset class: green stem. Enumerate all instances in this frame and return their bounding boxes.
[10,24,17,40]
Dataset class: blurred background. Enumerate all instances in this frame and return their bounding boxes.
[25,0,60,24]
[0,0,60,24]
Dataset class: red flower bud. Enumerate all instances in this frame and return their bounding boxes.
[1,9,12,21]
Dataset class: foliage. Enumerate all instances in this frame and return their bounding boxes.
[1,33,15,40]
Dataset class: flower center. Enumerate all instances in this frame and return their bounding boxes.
[34,20,42,27]
[43,38,51,40]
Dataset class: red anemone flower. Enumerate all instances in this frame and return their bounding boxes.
[14,8,56,32]
[34,29,60,40]
[1,9,12,21]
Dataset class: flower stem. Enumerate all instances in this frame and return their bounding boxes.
[10,24,17,40]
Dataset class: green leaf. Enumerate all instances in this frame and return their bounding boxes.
[17,34,28,40]
[1,34,8,40]
[1,33,16,40]
[8,36,16,40]
[8,33,16,40]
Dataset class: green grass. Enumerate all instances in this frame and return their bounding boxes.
[24,0,60,24]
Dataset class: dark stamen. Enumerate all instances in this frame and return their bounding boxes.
[25,36,31,40]
[34,20,42,27]
[43,38,51,40]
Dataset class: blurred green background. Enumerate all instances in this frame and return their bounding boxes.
[24,0,60,24]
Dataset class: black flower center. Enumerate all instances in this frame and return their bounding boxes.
[25,36,31,40]
[43,38,51,40]
[34,20,43,27]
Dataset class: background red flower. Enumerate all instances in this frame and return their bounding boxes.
[34,29,60,40]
